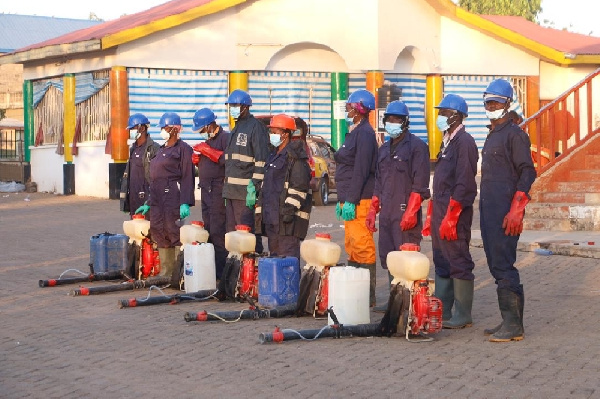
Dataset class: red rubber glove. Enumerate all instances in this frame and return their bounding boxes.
[439,198,462,241]
[503,191,529,236]
[421,200,433,237]
[365,196,380,233]
[191,152,200,166]
[400,192,422,231]
[194,142,223,163]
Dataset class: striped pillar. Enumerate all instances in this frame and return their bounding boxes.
[63,74,76,163]
[23,80,34,163]
[425,74,443,161]
[366,70,384,132]
[110,66,130,163]
[228,71,248,130]
[330,72,348,150]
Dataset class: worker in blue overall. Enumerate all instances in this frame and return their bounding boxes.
[366,100,431,312]
[479,79,536,342]
[120,113,159,219]
[191,108,229,280]
[255,114,312,259]
[136,112,195,287]
[335,89,379,307]
[422,94,478,328]
[223,89,269,253]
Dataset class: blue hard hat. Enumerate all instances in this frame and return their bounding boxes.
[383,100,409,118]
[436,94,468,116]
[484,79,513,103]
[192,108,217,132]
[158,112,181,128]
[225,89,252,106]
[126,113,150,130]
[347,89,376,111]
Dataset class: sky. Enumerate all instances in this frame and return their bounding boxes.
[1,0,599,37]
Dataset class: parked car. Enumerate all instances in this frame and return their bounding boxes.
[256,115,336,206]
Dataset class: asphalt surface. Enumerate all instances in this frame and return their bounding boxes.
[0,191,599,399]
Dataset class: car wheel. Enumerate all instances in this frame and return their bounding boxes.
[314,178,329,206]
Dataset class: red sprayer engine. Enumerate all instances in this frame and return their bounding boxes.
[237,255,258,300]
[140,237,160,279]
[408,280,443,335]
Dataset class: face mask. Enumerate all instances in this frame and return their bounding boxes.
[345,111,354,125]
[436,115,450,132]
[129,129,140,140]
[486,108,506,120]
[229,106,241,119]
[270,134,283,147]
[160,128,170,140]
[198,133,208,140]
[385,122,403,138]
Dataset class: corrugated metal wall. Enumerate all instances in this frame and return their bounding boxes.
[128,68,228,141]
[383,74,428,143]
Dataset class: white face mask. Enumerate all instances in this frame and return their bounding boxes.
[129,129,140,140]
[159,128,170,140]
[486,108,507,120]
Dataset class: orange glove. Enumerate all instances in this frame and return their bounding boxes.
[191,152,200,166]
[421,200,433,237]
[503,191,529,236]
[400,192,422,231]
[365,196,380,233]
[439,198,462,241]
[194,142,223,163]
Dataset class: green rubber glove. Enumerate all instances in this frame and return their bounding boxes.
[246,180,256,208]
[342,202,356,221]
[135,203,150,215]
[180,204,190,219]
[335,202,343,221]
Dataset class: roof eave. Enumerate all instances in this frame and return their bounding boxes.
[101,0,247,49]
[0,40,102,65]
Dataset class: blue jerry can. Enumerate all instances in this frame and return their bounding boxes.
[258,256,300,308]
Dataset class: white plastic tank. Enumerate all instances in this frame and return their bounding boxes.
[122,214,150,245]
[327,266,370,325]
[180,221,209,246]
[300,233,342,267]
[387,243,430,288]
[225,224,256,254]
[183,242,216,293]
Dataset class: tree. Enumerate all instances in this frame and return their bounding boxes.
[459,0,542,22]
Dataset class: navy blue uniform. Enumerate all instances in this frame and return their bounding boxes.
[198,127,229,278]
[480,120,536,294]
[373,131,430,269]
[255,140,312,259]
[149,140,195,248]
[120,137,159,218]
[431,125,478,280]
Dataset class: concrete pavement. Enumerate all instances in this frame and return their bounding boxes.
[0,192,599,398]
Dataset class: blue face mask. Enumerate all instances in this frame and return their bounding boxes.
[198,133,208,140]
[269,133,282,147]
[385,122,403,138]
[345,111,354,125]
[129,129,140,140]
[229,106,241,120]
[436,115,450,132]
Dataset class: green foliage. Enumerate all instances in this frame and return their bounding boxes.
[459,0,542,22]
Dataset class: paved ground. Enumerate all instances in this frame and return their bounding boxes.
[1,192,599,399]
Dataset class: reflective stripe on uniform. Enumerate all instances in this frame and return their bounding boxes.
[229,153,255,163]
[288,188,307,199]
[295,211,310,220]
[252,173,264,180]
[120,192,126,199]
[226,176,251,186]
[255,206,262,214]
[285,197,302,209]
[255,161,265,167]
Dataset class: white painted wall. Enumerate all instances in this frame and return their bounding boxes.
[539,62,598,99]
[439,17,539,76]
[29,142,111,197]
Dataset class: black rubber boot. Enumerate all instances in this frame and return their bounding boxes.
[365,263,376,307]
[489,287,524,342]
[443,279,473,329]
[373,270,393,313]
[434,274,454,322]
[484,284,524,335]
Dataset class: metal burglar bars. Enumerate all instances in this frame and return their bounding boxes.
[522,68,600,174]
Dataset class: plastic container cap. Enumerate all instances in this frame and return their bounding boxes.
[191,221,205,227]
[235,224,251,232]
[132,214,146,220]
[316,232,331,240]
[400,243,420,251]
